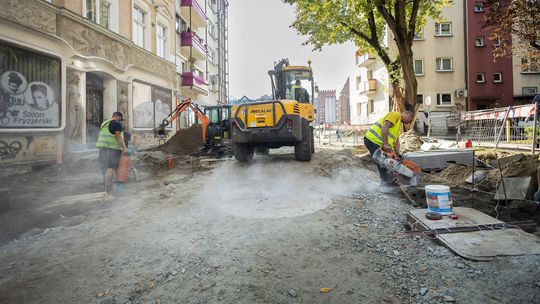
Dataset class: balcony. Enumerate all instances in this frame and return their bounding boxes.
[180,0,208,28]
[180,31,207,61]
[181,71,208,94]
[356,52,376,67]
[360,79,377,94]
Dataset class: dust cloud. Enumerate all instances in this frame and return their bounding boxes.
[195,154,380,219]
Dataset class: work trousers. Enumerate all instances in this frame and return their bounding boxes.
[363,137,394,184]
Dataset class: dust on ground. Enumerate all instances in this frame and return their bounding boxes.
[0,146,539,304]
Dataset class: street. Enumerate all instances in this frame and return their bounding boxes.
[0,147,538,304]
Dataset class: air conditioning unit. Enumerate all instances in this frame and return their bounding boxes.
[454,90,467,98]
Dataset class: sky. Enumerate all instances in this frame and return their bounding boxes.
[228,0,357,99]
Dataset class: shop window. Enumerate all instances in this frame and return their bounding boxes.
[0,41,62,129]
[132,81,172,129]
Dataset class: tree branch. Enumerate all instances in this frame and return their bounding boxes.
[408,0,421,40]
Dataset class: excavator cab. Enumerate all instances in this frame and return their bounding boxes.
[271,60,314,104]
[204,105,232,147]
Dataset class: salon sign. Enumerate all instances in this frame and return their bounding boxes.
[0,41,61,129]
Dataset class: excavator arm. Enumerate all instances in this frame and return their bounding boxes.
[155,98,208,140]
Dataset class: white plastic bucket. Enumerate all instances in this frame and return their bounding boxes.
[425,185,453,215]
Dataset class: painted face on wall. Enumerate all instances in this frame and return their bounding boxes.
[32,90,48,109]
[7,81,20,94]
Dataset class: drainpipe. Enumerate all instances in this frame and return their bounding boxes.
[463,0,470,111]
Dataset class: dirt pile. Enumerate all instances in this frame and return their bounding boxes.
[399,130,423,154]
[435,164,474,186]
[158,125,204,155]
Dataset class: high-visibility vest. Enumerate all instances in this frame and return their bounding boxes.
[96,119,122,150]
[365,112,401,148]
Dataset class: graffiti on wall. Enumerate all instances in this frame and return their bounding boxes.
[0,139,23,160]
[0,136,57,163]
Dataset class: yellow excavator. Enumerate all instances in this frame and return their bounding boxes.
[231,59,316,161]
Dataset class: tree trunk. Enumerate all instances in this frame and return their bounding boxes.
[394,34,418,111]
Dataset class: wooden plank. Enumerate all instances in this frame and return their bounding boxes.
[407,207,540,261]
[49,192,107,208]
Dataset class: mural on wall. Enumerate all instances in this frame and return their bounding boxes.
[132,81,171,129]
[0,41,62,129]
[65,71,83,143]
[0,135,57,163]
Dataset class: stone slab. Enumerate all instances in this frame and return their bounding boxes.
[494,176,533,200]
[407,207,540,261]
[403,150,475,171]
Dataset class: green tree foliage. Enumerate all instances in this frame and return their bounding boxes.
[283,0,446,111]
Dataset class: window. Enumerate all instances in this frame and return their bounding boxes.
[475,36,485,47]
[436,58,453,72]
[414,59,424,76]
[356,103,362,115]
[492,37,501,47]
[476,72,485,83]
[493,72,502,83]
[474,2,484,12]
[132,6,145,48]
[416,94,424,105]
[368,99,375,113]
[86,0,111,28]
[355,76,361,90]
[436,93,452,106]
[523,87,538,95]
[435,22,452,36]
[209,22,216,39]
[208,48,216,64]
[176,15,187,42]
[521,58,540,73]
[156,23,167,58]
[414,31,424,40]
[367,70,373,79]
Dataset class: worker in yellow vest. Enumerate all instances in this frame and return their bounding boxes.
[364,110,414,185]
[96,111,128,192]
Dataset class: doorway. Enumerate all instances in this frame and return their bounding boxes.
[86,73,104,144]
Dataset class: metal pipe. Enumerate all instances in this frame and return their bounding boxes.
[533,101,538,154]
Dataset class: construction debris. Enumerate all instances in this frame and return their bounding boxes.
[158,125,204,155]
[399,130,424,154]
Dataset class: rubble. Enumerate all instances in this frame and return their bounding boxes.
[399,130,424,154]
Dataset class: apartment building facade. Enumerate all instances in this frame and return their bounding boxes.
[0,0,228,168]
[350,49,392,127]
[337,78,350,125]
[314,90,336,124]
[350,0,539,128]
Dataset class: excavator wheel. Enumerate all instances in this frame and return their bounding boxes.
[233,143,254,162]
[295,120,312,161]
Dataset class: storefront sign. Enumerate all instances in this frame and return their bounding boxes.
[0,41,62,129]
